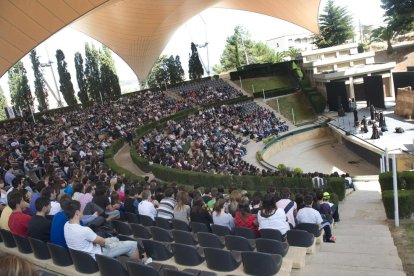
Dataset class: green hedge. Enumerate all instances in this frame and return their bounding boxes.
[252,87,296,99]
[382,190,414,219]
[130,145,152,173]
[326,177,346,201]
[379,171,414,191]
[300,80,326,114]
[103,138,125,159]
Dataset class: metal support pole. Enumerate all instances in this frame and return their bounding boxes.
[292,108,295,125]
[380,158,384,173]
[276,98,280,114]
[392,154,399,227]
[239,76,242,89]
[262,89,266,102]
[252,85,255,93]
[385,148,390,172]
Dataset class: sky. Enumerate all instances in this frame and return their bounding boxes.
[0,0,386,110]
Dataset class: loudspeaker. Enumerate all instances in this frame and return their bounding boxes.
[395,127,405,133]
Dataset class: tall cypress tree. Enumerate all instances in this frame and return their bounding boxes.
[8,61,34,113]
[188,42,204,80]
[99,46,121,99]
[0,86,8,120]
[84,43,102,102]
[29,49,49,111]
[74,52,89,104]
[56,49,77,106]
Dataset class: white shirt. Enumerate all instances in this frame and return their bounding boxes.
[138,200,157,220]
[276,199,297,227]
[296,207,323,225]
[64,222,101,259]
[49,201,62,216]
[257,208,290,235]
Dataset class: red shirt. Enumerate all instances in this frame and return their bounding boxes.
[8,212,32,237]
[234,211,259,237]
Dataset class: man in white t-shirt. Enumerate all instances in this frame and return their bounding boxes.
[276,187,297,228]
[138,190,157,220]
[63,200,140,259]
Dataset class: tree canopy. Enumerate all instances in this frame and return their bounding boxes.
[381,0,414,34]
[30,49,49,111]
[100,46,121,99]
[0,86,8,121]
[84,43,102,102]
[188,42,204,80]
[74,52,89,104]
[8,61,33,113]
[313,0,354,48]
[56,49,78,106]
[147,55,185,89]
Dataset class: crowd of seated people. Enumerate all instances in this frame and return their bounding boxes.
[137,101,288,176]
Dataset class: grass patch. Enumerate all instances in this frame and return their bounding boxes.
[267,93,316,124]
[234,76,292,94]
[405,223,414,248]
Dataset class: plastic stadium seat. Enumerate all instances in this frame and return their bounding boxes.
[224,235,254,251]
[190,222,211,234]
[211,224,231,237]
[155,217,173,230]
[69,248,99,274]
[234,227,256,239]
[142,239,174,261]
[139,214,155,226]
[47,243,73,266]
[13,234,33,254]
[259,228,285,241]
[112,220,133,236]
[197,232,225,249]
[241,251,283,276]
[163,268,194,276]
[172,229,198,246]
[286,229,315,248]
[95,254,129,276]
[171,243,204,266]
[182,269,217,276]
[28,237,51,260]
[126,261,161,276]
[172,219,191,232]
[131,223,152,239]
[296,223,323,237]
[203,247,241,272]
[0,229,16,248]
[124,212,140,224]
[151,226,174,242]
[255,238,289,257]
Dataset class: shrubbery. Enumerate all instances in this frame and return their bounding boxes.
[379,171,414,191]
[382,190,414,219]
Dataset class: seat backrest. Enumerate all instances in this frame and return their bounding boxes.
[130,223,152,239]
[28,237,51,260]
[172,219,190,232]
[142,239,174,261]
[96,254,128,276]
[47,243,73,266]
[197,232,224,249]
[286,229,315,248]
[13,234,33,254]
[139,215,155,226]
[234,227,256,239]
[211,224,231,237]
[155,217,172,230]
[162,268,194,276]
[255,238,289,257]
[241,251,282,276]
[151,226,174,242]
[296,223,322,237]
[224,235,253,252]
[0,229,16,248]
[172,230,197,246]
[203,247,241,272]
[69,248,99,274]
[124,212,140,224]
[126,261,160,276]
[112,220,133,236]
[259,228,284,241]
[171,243,204,266]
[190,222,211,234]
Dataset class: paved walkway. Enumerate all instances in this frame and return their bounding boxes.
[113,143,155,180]
[292,177,405,276]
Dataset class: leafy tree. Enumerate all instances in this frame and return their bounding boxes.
[56,49,77,106]
[147,55,185,89]
[8,61,34,113]
[381,0,414,35]
[29,49,49,111]
[0,86,8,120]
[84,43,102,101]
[188,42,204,79]
[370,25,397,53]
[74,52,89,104]
[99,46,121,99]
[313,0,354,48]
[284,48,302,60]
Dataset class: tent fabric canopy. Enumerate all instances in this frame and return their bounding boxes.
[0,0,320,80]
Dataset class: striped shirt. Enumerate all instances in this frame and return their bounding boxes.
[157,197,176,220]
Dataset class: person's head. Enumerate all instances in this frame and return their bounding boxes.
[281,187,291,199]
[191,196,204,210]
[7,190,23,210]
[176,191,189,210]
[323,192,330,201]
[40,186,56,200]
[34,181,46,193]
[59,194,72,209]
[204,187,211,195]
[94,185,108,196]
[0,253,36,276]
[12,176,24,189]
[262,193,276,213]
[238,196,251,217]
[213,198,225,214]
[35,197,51,215]
[141,189,151,201]
[164,187,174,198]
[114,183,121,192]
[73,183,83,193]
[316,190,324,201]
[230,190,241,203]
[304,194,314,206]
[63,200,81,219]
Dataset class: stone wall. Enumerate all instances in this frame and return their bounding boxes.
[395,86,414,118]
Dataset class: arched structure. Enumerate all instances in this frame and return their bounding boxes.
[0,0,321,79]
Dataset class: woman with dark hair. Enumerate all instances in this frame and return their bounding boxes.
[212,198,234,231]
[257,193,290,237]
[190,196,212,226]
[234,196,259,236]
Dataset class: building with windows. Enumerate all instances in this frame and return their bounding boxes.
[266,33,316,53]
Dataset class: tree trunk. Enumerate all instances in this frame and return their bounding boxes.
[387,40,393,54]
